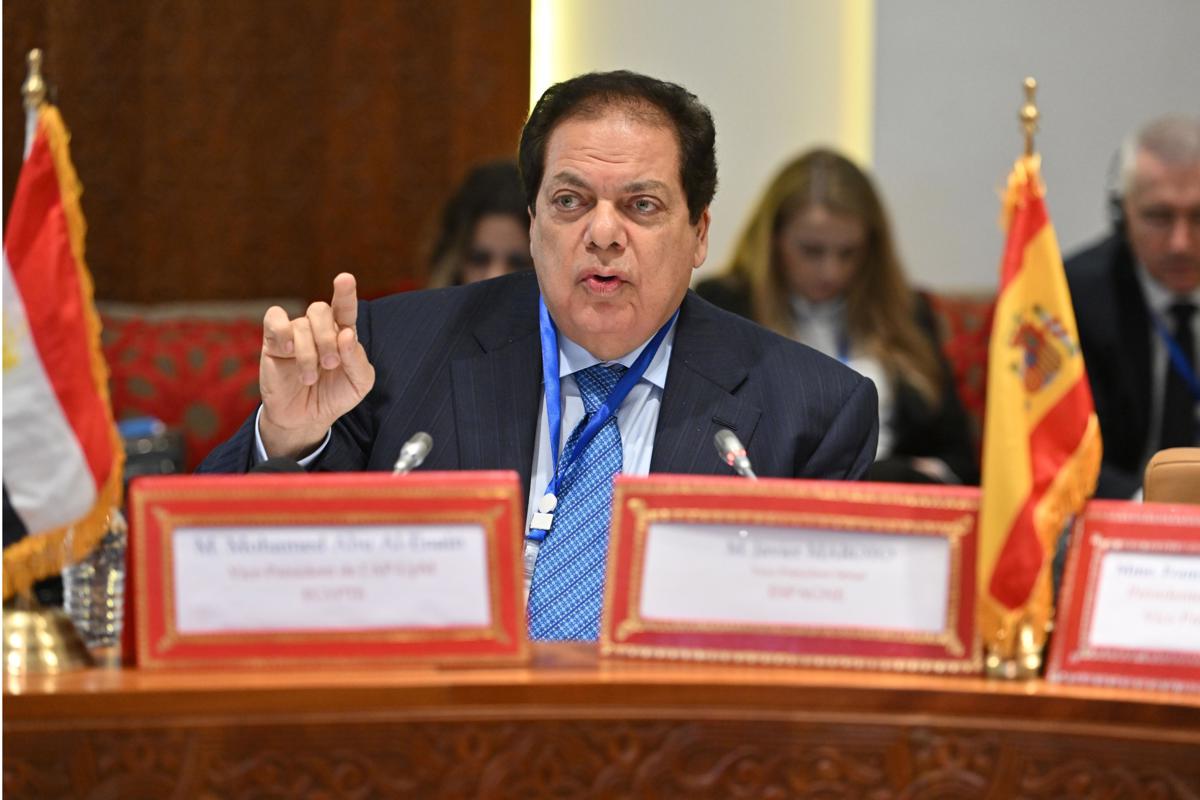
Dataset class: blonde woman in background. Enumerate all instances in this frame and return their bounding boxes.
[696,148,977,484]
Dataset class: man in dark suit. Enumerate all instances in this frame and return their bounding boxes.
[1065,115,1200,498]
[200,71,879,638]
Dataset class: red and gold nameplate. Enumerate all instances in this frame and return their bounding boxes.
[128,472,528,668]
[600,476,980,673]
[1047,500,1200,693]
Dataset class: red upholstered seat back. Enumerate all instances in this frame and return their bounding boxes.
[101,313,264,471]
[926,292,995,455]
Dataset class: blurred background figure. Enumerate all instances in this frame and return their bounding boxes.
[1065,115,1200,498]
[696,148,977,484]
[427,160,532,287]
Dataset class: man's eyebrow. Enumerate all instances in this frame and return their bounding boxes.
[623,179,670,195]
[544,172,672,196]
[546,171,589,189]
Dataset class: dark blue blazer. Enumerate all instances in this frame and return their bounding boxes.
[1065,232,1155,498]
[198,271,880,503]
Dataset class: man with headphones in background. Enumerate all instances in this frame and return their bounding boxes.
[1065,115,1200,498]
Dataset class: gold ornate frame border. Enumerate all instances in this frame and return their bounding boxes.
[601,479,981,673]
[132,479,528,668]
[1072,531,1200,667]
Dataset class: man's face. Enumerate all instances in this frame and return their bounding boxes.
[1123,149,1200,294]
[529,108,710,360]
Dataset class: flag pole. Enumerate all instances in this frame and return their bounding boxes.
[1020,77,1038,157]
[979,76,1101,679]
[22,48,46,110]
[983,77,1048,681]
[21,49,46,160]
[3,48,96,675]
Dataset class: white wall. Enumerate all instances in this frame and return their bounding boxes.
[875,0,1200,292]
[531,0,874,282]
[532,0,1199,293]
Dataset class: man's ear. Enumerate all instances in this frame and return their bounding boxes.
[692,207,711,269]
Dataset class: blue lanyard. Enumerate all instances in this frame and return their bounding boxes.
[836,329,851,364]
[1151,311,1200,402]
[529,296,676,542]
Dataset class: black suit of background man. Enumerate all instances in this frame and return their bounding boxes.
[1065,114,1200,498]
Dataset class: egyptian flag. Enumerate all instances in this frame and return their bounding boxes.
[977,154,1102,657]
[2,104,124,598]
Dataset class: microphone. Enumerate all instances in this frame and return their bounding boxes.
[392,432,432,475]
[714,429,757,480]
[251,456,305,473]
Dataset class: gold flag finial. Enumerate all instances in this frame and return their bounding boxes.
[1019,77,1038,157]
[22,49,47,112]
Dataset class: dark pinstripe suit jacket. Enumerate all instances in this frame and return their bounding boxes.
[198,271,880,503]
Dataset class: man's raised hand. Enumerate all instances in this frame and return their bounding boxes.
[258,272,376,458]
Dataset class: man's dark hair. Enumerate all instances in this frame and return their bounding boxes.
[518,70,718,224]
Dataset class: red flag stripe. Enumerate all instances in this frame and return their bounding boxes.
[988,500,1039,607]
[3,128,113,487]
[998,188,1049,288]
[987,377,1094,607]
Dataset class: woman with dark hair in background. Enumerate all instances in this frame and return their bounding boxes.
[696,148,977,484]
[427,160,532,287]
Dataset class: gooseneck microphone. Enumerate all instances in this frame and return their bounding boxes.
[714,429,757,480]
[392,432,433,475]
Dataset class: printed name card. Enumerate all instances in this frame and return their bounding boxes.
[600,476,980,673]
[1047,500,1200,693]
[129,472,528,668]
[171,525,490,633]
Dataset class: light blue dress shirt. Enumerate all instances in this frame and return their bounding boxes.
[524,322,676,532]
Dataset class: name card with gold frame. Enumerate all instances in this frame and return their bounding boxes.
[1047,500,1200,693]
[600,476,980,673]
[128,472,528,668]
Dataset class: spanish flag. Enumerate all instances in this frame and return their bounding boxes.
[2,104,124,598]
[977,154,1101,658]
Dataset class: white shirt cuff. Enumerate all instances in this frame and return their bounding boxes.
[253,406,331,468]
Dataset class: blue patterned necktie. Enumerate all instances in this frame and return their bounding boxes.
[527,363,626,640]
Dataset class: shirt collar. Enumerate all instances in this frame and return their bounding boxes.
[1136,262,1200,313]
[790,293,846,323]
[557,316,677,391]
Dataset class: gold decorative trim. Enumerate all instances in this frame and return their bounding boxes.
[599,641,982,674]
[133,478,528,667]
[159,511,502,646]
[602,482,979,671]
[1074,532,1200,666]
[614,477,978,510]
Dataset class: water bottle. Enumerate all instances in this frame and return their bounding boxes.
[63,508,127,659]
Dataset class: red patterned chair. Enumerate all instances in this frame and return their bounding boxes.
[101,303,290,471]
[925,291,995,458]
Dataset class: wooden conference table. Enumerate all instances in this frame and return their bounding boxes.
[5,643,1199,798]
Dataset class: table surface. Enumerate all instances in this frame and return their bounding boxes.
[7,642,1199,735]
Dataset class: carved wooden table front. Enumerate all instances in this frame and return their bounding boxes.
[5,643,1200,798]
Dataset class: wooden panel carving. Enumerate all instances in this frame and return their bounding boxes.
[6,718,1200,798]
[7,643,1199,798]
[2,0,530,303]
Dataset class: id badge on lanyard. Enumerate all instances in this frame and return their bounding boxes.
[522,297,676,583]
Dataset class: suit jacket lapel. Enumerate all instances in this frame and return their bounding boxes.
[450,278,542,496]
[651,292,762,475]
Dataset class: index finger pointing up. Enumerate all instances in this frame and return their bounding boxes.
[330,272,359,330]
